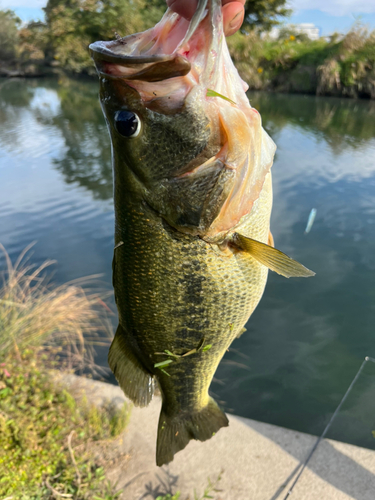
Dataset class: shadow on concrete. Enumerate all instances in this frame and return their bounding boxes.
[140,467,180,499]
[242,419,375,500]
[268,463,302,500]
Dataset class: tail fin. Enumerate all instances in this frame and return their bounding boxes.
[108,324,155,407]
[156,397,228,466]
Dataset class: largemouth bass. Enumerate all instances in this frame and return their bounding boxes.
[90,0,314,466]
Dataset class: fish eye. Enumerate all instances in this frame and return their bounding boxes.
[114,110,141,138]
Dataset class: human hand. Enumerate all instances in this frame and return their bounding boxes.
[166,0,245,36]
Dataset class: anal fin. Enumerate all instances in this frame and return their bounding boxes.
[108,324,155,407]
[234,233,315,278]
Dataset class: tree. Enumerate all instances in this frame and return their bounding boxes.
[42,0,165,74]
[18,21,49,63]
[1,0,292,74]
[244,0,291,31]
[0,9,21,62]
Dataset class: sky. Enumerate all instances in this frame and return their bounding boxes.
[1,0,375,36]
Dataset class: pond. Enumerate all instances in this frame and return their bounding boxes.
[1,77,375,449]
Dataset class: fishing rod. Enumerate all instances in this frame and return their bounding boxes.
[282,356,375,500]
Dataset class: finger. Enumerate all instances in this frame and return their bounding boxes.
[166,0,245,33]
[166,0,198,20]
[222,2,245,36]
[222,0,246,5]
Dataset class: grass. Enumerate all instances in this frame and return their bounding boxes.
[155,471,223,500]
[0,242,113,374]
[0,352,128,499]
[0,244,128,499]
[228,23,375,98]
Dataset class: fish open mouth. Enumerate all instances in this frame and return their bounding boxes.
[89,0,219,86]
[91,0,276,239]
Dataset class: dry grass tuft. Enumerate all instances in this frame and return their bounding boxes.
[341,24,371,53]
[317,24,375,98]
[317,59,341,95]
[0,242,114,374]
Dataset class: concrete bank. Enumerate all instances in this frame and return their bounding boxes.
[62,374,375,500]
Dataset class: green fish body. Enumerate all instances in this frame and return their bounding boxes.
[90,0,314,466]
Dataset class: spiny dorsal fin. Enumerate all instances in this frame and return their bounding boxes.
[234,233,315,278]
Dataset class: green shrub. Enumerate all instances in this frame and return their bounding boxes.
[0,352,128,498]
[228,24,375,97]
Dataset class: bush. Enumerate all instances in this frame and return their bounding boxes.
[317,25,375,98]
[227,24,375,98]
[0,352,128,498]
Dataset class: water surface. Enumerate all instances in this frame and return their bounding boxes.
[1,78,375,448]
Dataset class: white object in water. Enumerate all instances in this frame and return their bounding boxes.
[305,208,317,233]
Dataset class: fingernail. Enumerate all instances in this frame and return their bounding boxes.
[229,11,242,30]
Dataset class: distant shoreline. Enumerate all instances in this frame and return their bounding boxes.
[1,24,374,101]
[1,63,373,101]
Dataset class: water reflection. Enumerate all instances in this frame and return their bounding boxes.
[51,78,113,200]
[2,80,375,200]
[0,78,114,287]
[1,78,375,448]
[250,92,375,150]
[0,78,113,200]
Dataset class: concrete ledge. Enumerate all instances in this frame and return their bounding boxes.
[61,374,375,500]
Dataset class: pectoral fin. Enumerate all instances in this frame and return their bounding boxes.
[234,233,315,278]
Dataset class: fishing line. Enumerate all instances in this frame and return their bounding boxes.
[282,356,375,500]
